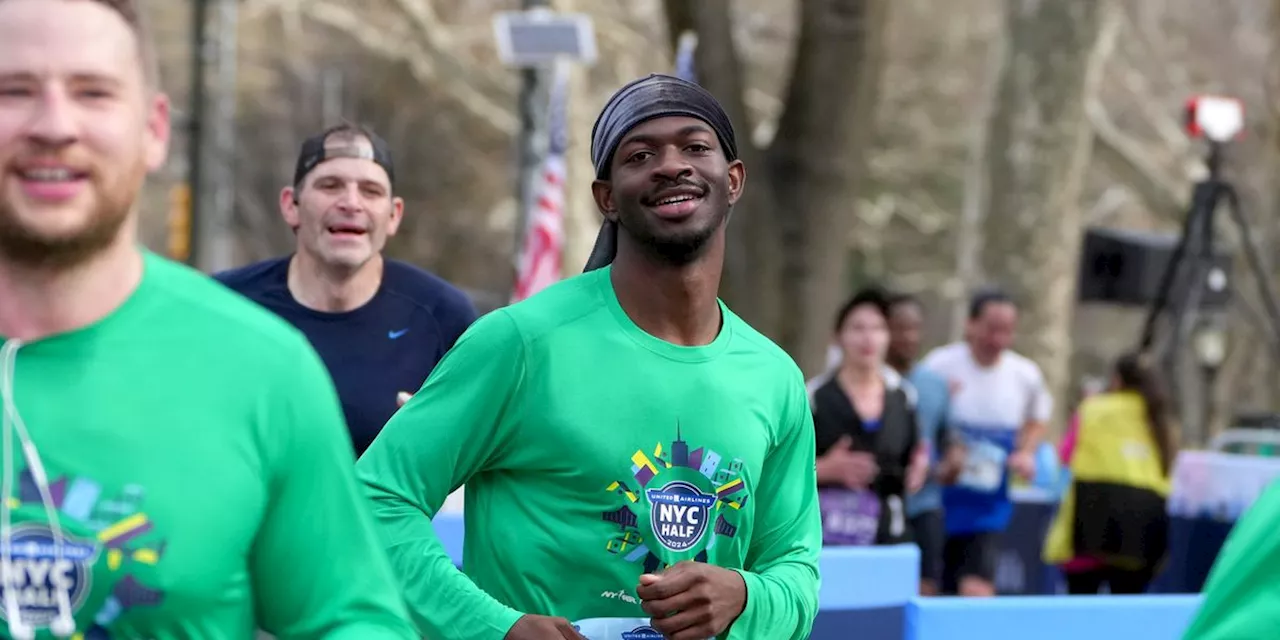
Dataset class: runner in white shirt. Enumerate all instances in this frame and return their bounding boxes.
[919,289,1052,597]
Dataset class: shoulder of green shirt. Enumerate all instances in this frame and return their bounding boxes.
[725,310,803,372]
[143,251,318,354]
[722,308,809,399]
[490,268,609,344]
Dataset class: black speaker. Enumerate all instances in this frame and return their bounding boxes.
[1077,227,1232,309]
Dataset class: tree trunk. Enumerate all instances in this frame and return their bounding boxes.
[767,0,890,374]
[951,35,1006,340]
[662,0,891,372]
[981,0,1103,431]
[663,0,782,338]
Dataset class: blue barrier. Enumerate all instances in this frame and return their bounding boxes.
[433,514,1203,639]
[811,544,918,640]
[434,513,465,566]
[906,595,1203,640]
[432,514,920,639]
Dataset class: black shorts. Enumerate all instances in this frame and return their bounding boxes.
[910,509,945,583]
[942,531,1000,593]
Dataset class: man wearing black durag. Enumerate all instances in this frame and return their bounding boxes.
[357,74,822,640]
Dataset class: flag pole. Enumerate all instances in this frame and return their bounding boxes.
[675,30,699,83]
[511,59,572,303]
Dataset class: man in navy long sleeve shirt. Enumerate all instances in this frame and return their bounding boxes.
[217,123,476,456]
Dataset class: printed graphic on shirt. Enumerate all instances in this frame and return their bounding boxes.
[621,625,664,640]
[601,424,750,573]
[2,469,166,638]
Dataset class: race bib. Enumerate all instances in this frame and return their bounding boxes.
[572,617,710,640]
[957,439,1007,493]
[817,488,880,546]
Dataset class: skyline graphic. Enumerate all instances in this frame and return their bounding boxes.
[9,469,167,634]
[602,423,750,573]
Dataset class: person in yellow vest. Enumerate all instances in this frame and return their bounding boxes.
[1043,352,1175,594]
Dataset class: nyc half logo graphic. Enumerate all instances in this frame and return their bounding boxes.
[602,424,750,572]
[0,469,166,638]
[647,481,715,552]
[1,523,99,626]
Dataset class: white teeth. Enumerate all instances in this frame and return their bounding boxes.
[22,168,74,181]
[657,195,697,205]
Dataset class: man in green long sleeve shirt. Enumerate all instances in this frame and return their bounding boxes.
[357,74,822,640]
[0,1,416,636]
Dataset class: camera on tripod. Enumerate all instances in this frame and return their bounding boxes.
[1078,96,1246,314]
[1078,93,1280,440]
[1185,95,1244,144]
[1141,94,1280,365]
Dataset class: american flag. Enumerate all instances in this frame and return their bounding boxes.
[511,63,570,303]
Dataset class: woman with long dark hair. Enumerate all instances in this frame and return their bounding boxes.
[811,287,926,546]
[1043,352,1174,594]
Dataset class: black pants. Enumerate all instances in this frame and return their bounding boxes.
[910,509,945,584]
[1065,566,1154,595]
[941,532,1000,593]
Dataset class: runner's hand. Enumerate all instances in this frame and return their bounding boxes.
[504,614,586,640]
[936,443,966,485]
[396,391,413,407]
[637,562,747,640]
[906,444,928,494]
[1007,448,1036,481]
[817,436,879,489]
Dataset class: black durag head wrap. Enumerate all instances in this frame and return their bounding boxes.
[582,74,738,272]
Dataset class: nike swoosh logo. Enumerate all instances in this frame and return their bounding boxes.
[388,329,409,339]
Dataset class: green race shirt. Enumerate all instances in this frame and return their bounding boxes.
[0,251,415,639]
[1183,480,1280,639]
[357,266,822,640]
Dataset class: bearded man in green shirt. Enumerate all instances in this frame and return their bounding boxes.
[0,1,416,637]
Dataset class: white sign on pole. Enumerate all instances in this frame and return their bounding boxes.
[493,9,597,66]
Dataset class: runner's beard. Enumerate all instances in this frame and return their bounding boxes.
[0,175,136,269]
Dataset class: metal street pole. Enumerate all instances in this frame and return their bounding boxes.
[209,0,239,272]
[186,0,208,267]
[191,0,239,274]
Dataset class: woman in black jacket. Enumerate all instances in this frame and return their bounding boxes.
[812,287,926,546]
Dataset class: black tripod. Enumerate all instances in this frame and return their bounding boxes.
[1138,141,1280,435]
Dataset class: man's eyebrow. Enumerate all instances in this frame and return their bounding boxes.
[69,73,126,87]
[310,172,390,191]
[0,71,124,85]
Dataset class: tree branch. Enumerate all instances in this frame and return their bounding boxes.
[1085,185,1133,225]
[951,27,1004,339]
[1087,99,1187,221]
[1086,4,1187,221]
[387,0,514,98]
[296,1,518,136]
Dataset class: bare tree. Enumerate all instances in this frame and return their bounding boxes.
[139,0,1280,402]
[666,0,890,374]
[981,0,1106,429]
